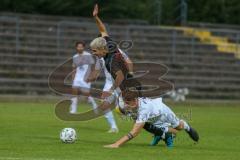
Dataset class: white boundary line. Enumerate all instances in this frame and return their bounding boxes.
[0,158,21,160]
[0,157,59,160]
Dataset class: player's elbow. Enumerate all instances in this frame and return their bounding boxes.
[127,59,133,65]
[101,32,108,37]
[175,121,185,130]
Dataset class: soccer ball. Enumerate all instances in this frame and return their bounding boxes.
[60,128,77,143]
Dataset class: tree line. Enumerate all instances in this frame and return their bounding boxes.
[0,0,239,25]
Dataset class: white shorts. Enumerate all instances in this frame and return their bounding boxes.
[103,81,113,91]
[72,79,91,91]
[154,103,180,129]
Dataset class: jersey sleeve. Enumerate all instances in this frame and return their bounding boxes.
[83,53,95,65]
[119,49,129,60]
[72,55,77,67]
[94,58,102,70]
[136,108,150,123]
[103,36,118,53]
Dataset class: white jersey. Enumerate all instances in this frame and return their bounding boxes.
[100,58,113,91]
[136,98,180,128]
[72,51,94,88]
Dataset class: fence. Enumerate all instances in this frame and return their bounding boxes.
[0,16,20,54]
[0,14,240,99]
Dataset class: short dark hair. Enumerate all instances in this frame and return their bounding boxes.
[122,90,139,102]
[75,41,85,47]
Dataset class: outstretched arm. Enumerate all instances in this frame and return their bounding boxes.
[72,64,77,81]
[109,70,124,92]
[85,56,101,82]
[104,122,145,148]
[93,4,108,37]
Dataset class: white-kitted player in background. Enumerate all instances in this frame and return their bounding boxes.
[71,41,97,114]
[167,88,189,102]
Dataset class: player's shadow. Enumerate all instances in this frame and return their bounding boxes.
[77,125,106,132]
[78,138,110,144]
[28,135,59,141]
[123,143,153,147]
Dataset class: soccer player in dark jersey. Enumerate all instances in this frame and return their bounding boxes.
[90,4,137,95]
[90,4,174,147]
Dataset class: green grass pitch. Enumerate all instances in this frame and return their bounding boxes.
[0,100,240,160]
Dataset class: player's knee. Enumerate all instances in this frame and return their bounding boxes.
[72,88,78,95]
[168,128,178,134]
[175,121,184,130]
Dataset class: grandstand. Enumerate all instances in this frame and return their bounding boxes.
[0,12,240,99]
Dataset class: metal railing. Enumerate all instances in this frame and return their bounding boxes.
[0,16,20,54]
[121,24,240,64]
[57,20,111,56]
[0,16,239,98]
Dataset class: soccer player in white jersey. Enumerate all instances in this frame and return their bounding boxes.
[70,41,98,114]
[104,91,199,148]
[70,41,118,133]
[98,58,119,133]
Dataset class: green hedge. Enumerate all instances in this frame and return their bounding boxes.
[0,0,239,25]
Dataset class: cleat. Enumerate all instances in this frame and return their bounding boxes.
[164,133,174,148]
[108,128,119,133]
[186,127,199,142]
[70,110,77,114]
[150,135,162,146]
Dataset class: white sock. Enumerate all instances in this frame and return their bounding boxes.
[70,97,78,113]
[104,111,118,129]
[88,96,98,109]
[161,132,166,139]
[181,120,190,131]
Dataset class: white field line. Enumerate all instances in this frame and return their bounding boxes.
[0,157,61,160]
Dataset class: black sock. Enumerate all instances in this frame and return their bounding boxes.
[143,123,164,136]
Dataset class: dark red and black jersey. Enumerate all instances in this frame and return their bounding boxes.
[103,36,141,92]
[103,36,129,80]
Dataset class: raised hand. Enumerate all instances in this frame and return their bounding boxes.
[93,4,99,17]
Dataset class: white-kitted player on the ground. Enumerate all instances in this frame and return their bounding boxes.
[104,90,199,148]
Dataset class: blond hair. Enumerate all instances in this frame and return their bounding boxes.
[90,37,107,49]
